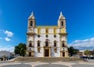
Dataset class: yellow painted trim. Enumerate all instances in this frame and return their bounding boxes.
[38,27,40,34]
[54,28,56,34]
[46,28,48,34]
[36,26,66,35]
[61,28,66,33]
[37,26,58,28]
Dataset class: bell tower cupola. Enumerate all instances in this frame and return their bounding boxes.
[28,12,36,28]
[58,11,66,28]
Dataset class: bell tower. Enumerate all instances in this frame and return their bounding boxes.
[28,12,36,28]
[58,12,66,28]
[58,12,68,57]
[26,12,36,57]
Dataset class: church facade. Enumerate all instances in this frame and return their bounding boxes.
[26,12,69,57]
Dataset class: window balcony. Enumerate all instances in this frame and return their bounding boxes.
[27,31,35,35]
[27,47,34,51]
[59,32,67,35]
[61,47,67,51]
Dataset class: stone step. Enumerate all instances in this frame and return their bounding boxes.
[14,57,82,62]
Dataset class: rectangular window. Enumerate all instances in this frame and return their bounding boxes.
[54,41,57,47]
[54,48,57,53]
[38,48,40,52]
[62,41,65,47]
[37,41,40,47]
[29,41,33,47]
[54,35,56,38]
[45,41,48,46]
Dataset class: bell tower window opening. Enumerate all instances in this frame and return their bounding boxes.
[30,21,33,26]
[61,21,64,26]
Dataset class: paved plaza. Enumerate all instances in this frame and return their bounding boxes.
[72,64,94,67]
[0,64,31,67]
[0,60,94,67]
[35,64,68,67]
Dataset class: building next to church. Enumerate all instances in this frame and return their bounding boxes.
[26,12,69,57]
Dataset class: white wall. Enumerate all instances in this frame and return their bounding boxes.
[27,28,67,57]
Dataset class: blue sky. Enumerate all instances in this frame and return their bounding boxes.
[0,0,94,51]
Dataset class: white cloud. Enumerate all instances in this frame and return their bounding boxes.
[5,37,10,41]
[3,30,14,41]
[0,46,14,52]
[69,37,94,50]
[4,30,13,37]
[0,29,14,52]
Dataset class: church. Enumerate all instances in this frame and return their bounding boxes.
[26,12,69,57]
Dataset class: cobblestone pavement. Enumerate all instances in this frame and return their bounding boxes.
[0,61,94,67]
